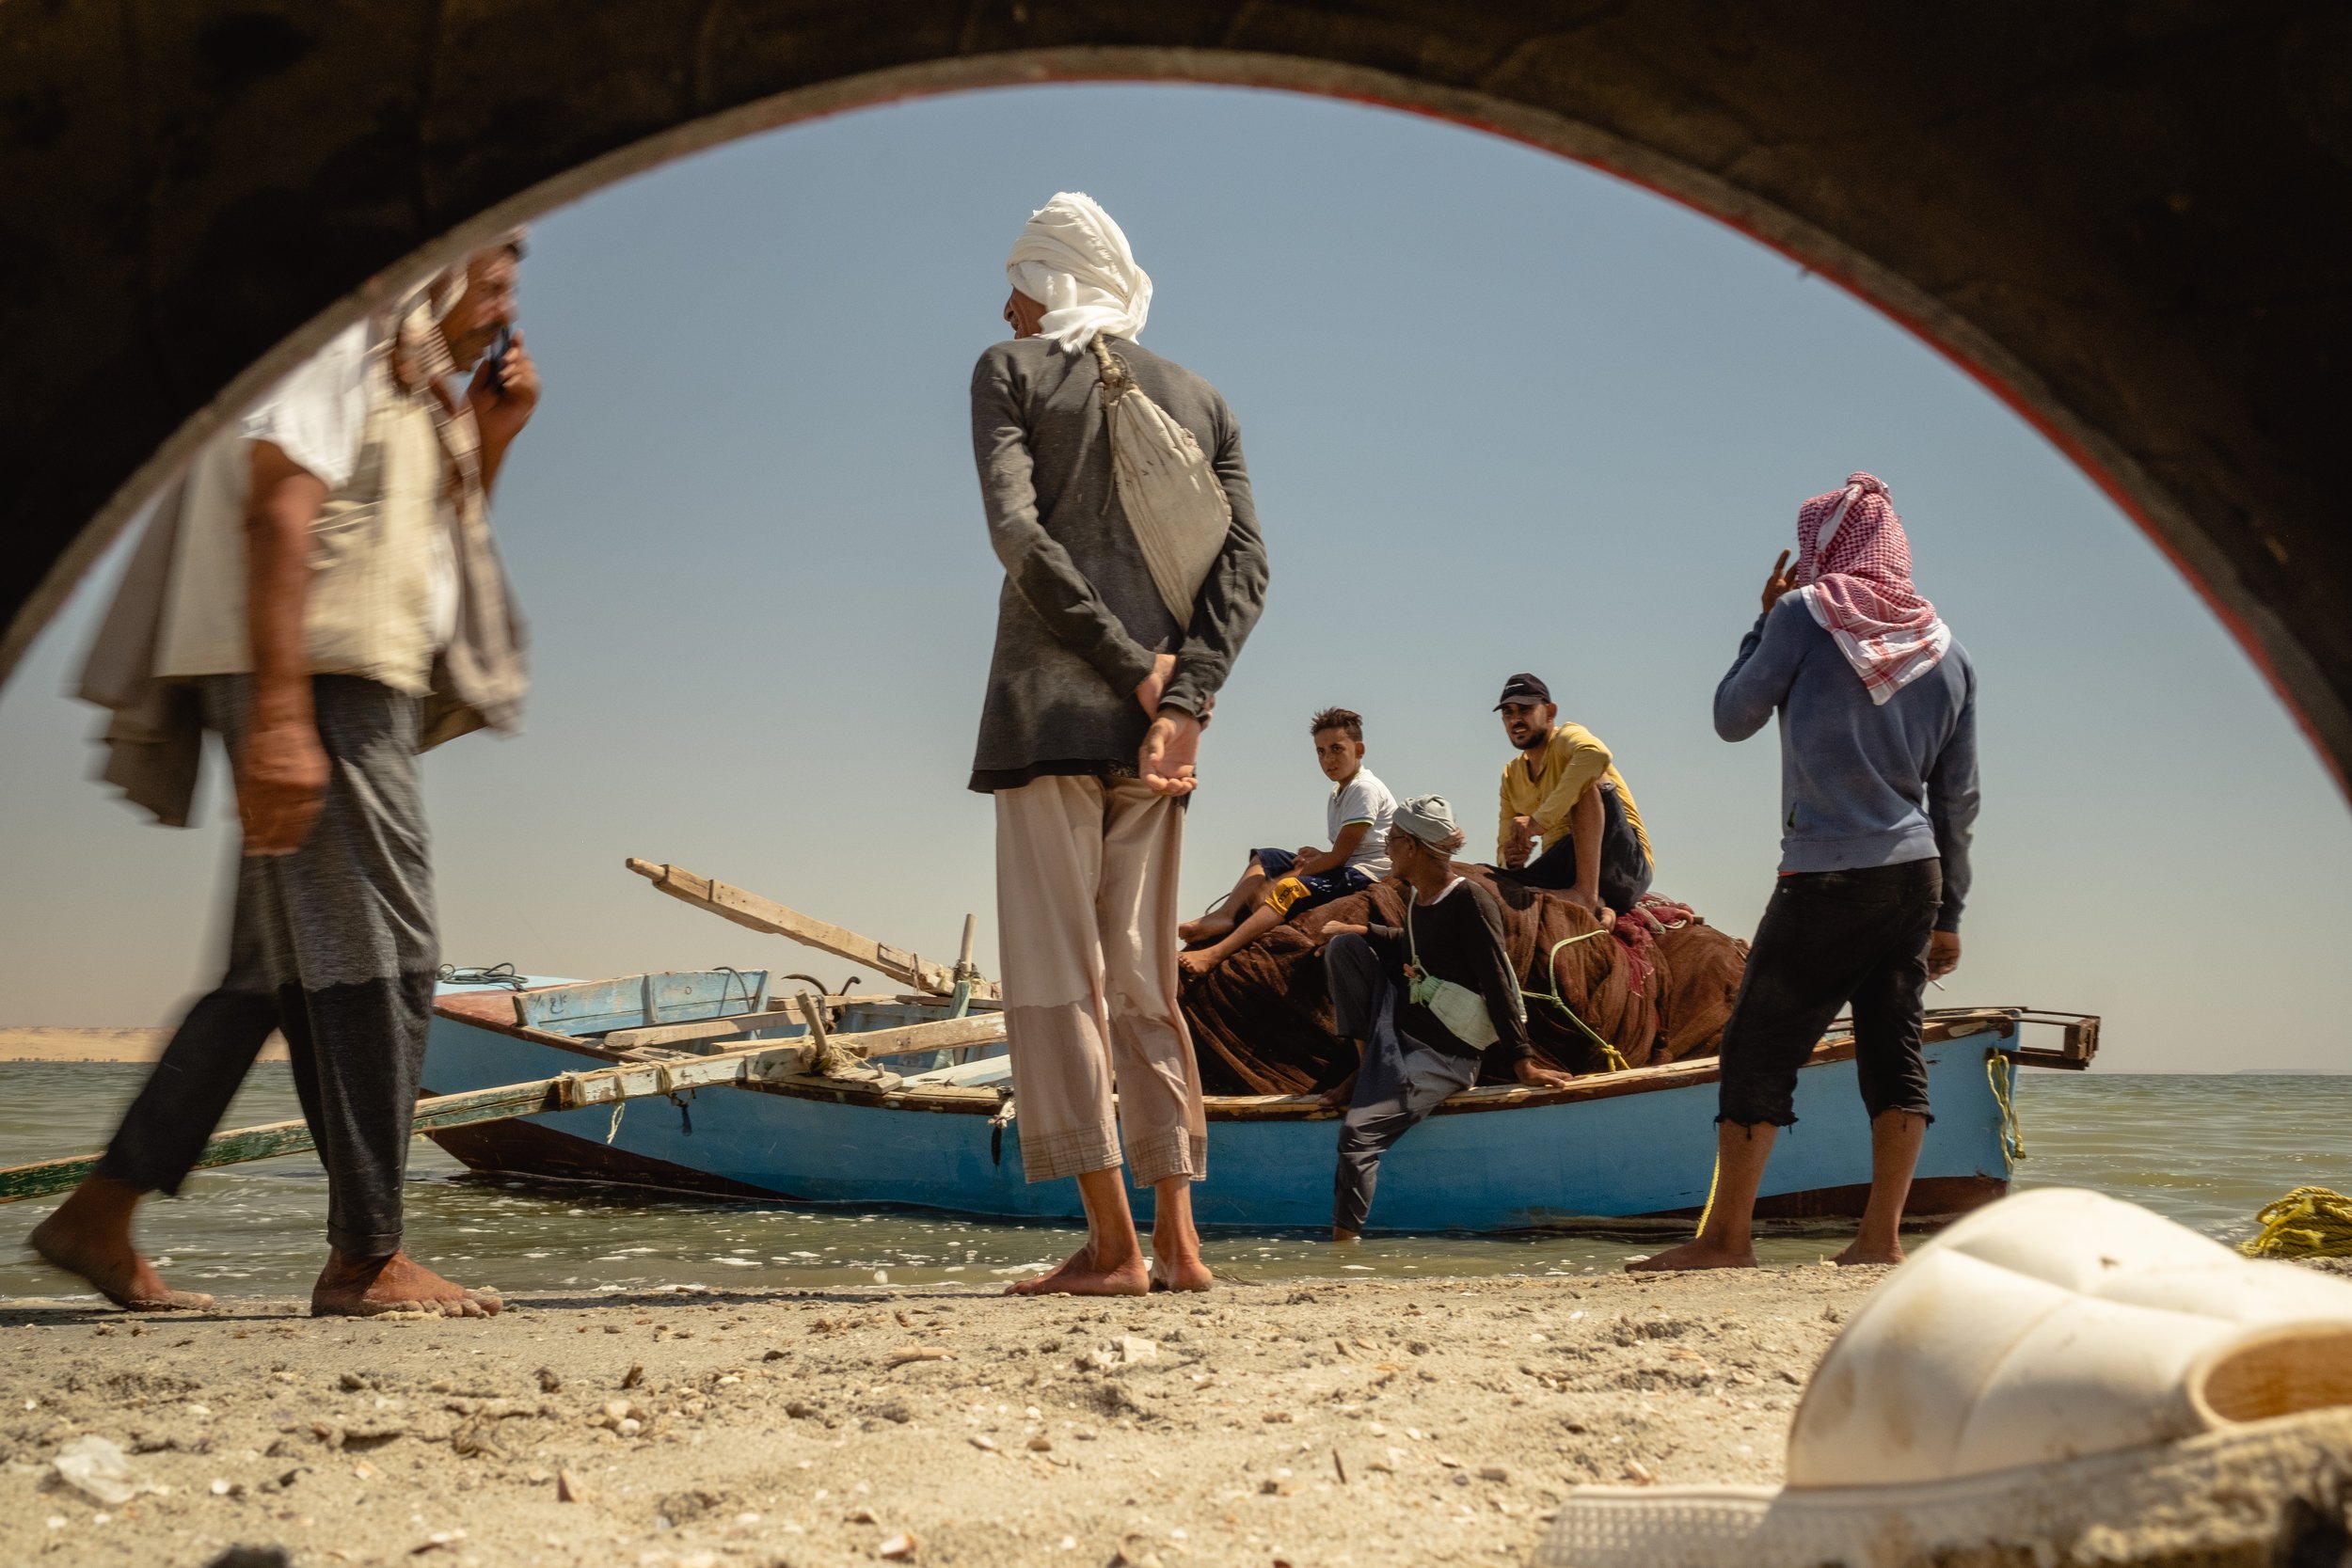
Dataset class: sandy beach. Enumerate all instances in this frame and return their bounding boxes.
[0,1266,1885,1567]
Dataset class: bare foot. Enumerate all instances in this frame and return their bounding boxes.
[28,1179,214,1311]
[1176,949,1222,981]
[1148,1246,1215,1292]
[1177,915,1233,944]
[1007,1244,1150,1297]
[1830,1239,1905,1267]
[1627,1237,1757,1273]
[311,1249,502,1317]
[1331,1228,1361,1243]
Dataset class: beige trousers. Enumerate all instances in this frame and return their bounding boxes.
[993,773,1206,1186]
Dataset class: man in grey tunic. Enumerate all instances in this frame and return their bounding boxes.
[33,239,534,1317]
[972,193,1269,1295]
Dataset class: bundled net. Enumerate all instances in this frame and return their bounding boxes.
[1182,864,1749,1096]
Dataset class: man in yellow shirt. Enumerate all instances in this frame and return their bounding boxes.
[1493,673,1654,919]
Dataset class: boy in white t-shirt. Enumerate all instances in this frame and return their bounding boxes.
[1179,707,1398,979]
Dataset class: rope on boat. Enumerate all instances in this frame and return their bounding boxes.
[2239,1187,2352,1259]
[1986,1053,2025,1171]
[1522,929,1629,1071]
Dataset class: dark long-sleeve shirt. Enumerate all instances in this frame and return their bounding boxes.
[967,335,1270,791]
[1363,879,1531,1062]
[1713,596,1980,931]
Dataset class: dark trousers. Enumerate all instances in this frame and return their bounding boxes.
[1515,782,1654,912]
[97,676,437,1258]
[1325,933,1478,1233]
[1716,859,1942,1129]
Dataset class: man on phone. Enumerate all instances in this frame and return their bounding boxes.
[38,236,537,1317]
[1633,471,1976,1274]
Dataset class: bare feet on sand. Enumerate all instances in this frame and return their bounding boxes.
[1007,1244,1151,1297]
[29,1178,214,1311]
[1829,1240,1905,1267]
[1627,1238,1757,1273]
[311,1250,502,1317]
[1007,1241,1152,1297]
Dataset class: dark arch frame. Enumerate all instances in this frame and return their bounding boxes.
[7,7,2347,784]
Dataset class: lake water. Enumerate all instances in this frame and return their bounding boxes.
[4,1067,2347,1299]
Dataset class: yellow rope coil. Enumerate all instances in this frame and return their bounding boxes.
[1986,1053,2025,1171]
[2240,1187,2352,1259]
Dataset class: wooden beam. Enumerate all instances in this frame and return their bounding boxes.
[625,859,997,999]
[0,1012,1006,1206]
[601,996,867,1052]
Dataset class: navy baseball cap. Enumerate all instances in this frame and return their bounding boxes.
[1494,673,1552,710]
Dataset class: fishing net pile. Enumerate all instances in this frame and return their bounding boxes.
[1183,866,1749,1096]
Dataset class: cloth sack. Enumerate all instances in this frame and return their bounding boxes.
[1089,336,1232,626]
[1404,898,1502,1051]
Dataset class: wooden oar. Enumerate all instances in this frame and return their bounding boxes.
[625,859,1001,1000]
[0,1011,1005,1206]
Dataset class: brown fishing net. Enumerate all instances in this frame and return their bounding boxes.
[1182,865,1749,1096]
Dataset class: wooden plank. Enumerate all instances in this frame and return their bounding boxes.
[516,970,771,1036]
[0,1012,1007,1206]
[601,995,873,1052]
[625,859,997,999]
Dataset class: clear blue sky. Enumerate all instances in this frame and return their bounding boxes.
[4,84,2346,1070]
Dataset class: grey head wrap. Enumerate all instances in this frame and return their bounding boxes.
[1392,794,1460,847]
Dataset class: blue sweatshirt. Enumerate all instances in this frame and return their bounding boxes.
[1714,596,1979,931]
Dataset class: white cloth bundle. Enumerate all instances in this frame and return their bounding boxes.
[1006,192,1152,354]
[1090,337,1231,625]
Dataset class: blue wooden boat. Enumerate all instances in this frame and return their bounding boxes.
[422,967,2097,1233]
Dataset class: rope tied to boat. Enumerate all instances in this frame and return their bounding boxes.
[1986,1053,2025,1171]
[2239,1187,2352,1259]
[1521,928,1629,1071]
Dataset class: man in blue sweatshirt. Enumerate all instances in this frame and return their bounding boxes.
[1634,472,1978,1273]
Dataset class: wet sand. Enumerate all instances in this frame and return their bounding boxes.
[0,1266,1884,1567]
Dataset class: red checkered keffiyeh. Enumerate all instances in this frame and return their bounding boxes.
[1792,471,1950,705]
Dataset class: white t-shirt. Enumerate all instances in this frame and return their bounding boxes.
[1328,766,1398,880]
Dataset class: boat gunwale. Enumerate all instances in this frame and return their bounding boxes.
[433,990,2038,1122]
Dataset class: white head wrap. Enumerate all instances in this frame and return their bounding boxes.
[1005,192,1152,355]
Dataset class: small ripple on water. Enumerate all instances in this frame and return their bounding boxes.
[3,1065,2349,1298]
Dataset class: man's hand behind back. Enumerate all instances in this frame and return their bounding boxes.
[1139,709,1201,797]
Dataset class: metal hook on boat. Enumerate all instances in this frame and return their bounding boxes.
[989,1089,1016,1166]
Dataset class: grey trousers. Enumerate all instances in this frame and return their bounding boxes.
[1325,933,1477,1234]
[98,675,437,1258]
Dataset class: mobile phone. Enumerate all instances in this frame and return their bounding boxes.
[483,325,513,391]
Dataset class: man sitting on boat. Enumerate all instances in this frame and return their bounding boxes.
[1319,796,1577,1241]
[1178,706,1396,979]
[1635,471,1978,1274]
[1494,673,1655,922]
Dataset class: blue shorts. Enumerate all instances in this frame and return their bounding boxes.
[1251,847,1374,916]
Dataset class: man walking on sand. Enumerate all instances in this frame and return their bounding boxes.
[1635,471,1976,1274]
[970,193,1269,1296]
[34,238,536,1317]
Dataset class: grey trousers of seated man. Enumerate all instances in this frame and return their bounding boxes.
[1324,932,1478,1235]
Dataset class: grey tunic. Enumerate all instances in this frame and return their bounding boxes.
[967,335,1270,791]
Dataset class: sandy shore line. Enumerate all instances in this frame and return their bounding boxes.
[0,1029,288,1065]
[0,1267,1886,1567]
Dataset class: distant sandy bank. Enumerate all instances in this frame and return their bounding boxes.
[0,1028,286,1064]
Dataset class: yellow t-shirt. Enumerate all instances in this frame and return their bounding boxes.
[1495,721,1653,868]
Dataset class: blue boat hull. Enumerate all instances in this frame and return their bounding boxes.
[422,996,2023,1232]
